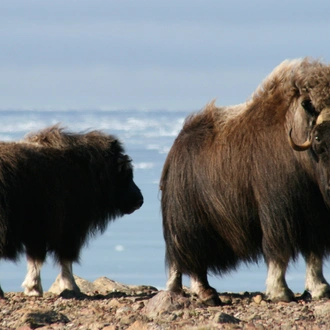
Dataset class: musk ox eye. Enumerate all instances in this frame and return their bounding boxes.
[301,99,316,115]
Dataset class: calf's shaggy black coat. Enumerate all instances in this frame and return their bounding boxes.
[0,125,143,296]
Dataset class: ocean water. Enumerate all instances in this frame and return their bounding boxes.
[0,109,325,295]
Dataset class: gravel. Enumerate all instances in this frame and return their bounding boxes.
[1,276,330,329]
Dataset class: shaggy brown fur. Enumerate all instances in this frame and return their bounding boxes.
[0,125,143,296]
[161,57,330,304]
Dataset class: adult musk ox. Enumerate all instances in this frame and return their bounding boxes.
[0,125,143,297]
[160,58,330,306]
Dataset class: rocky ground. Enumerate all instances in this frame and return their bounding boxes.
[1,276,330,329]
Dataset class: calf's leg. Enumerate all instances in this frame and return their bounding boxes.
[22,256,44,296]
[305,253,330,299]
[57,260,80,293]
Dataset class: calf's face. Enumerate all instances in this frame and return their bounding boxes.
[114,157,143,215]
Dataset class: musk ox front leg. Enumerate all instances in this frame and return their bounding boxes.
[22,256,44,296]
[305,253,330,299]
[166,264,183,293]
[57,260,80,293]
[265,259,295,302]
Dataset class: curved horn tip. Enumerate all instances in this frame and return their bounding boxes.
[288,129,312,152]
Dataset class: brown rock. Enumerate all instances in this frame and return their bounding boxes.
[75,276,97,292]
[213,312,240,324]
[93,276,130,293]
[143,290,191,319]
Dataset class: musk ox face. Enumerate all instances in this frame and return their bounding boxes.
[290,107,330,202]
[25,125,144,217]
[311,121,330,200]
[114,155,143,215]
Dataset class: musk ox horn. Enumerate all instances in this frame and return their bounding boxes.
[316,107,330,125]
[288,129,312,152]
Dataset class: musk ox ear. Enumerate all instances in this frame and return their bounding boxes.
[117,154,133,172]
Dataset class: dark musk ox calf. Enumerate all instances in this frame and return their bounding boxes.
[160,58,330,306]
[0,125,143,297]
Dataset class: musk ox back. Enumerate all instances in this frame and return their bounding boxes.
[161,58,330,305]
[0,125,143,297]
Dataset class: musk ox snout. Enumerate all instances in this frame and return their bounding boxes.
[118,180,144,215]
[312,123,330,156]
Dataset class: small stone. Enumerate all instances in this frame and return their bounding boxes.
[214,312,240,324]
[119,315,136,326]
[116,306,133,315]
[253,294,263,304]
[247,312,261,321]
[108,299,125,309]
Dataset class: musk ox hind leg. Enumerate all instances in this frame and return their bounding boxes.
[22,256,44,296]
[265,259,295,302]
[166,264,221,306]
[190,273,221,306]
[305,253,330,299]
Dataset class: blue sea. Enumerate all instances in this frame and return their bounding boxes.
[0,109,325,295]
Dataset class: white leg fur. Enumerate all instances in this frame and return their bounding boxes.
[190,273,221,305]
[166,264,183,293]
[305,253,330,299]
[266,260,294,301]
[22,257,43,296]
[190,274,209,296]
[58,260,80,293]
